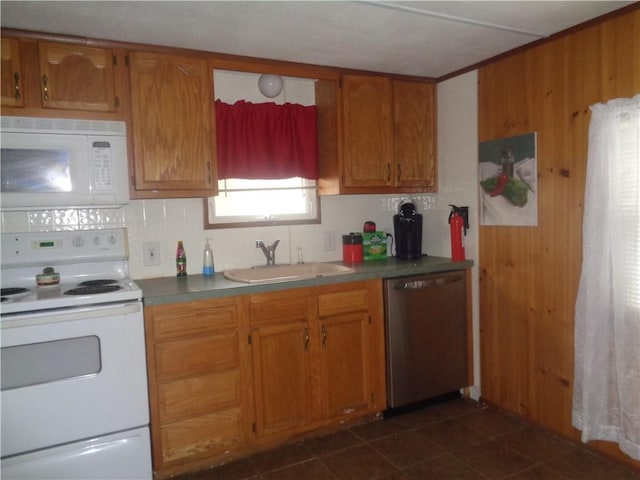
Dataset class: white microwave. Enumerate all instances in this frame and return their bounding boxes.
[0,116,129,210]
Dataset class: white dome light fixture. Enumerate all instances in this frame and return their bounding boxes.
[258,74,283,98]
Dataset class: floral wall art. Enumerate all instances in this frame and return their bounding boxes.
[479,132,538,226]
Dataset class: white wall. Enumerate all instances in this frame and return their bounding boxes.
[436,71,480,400]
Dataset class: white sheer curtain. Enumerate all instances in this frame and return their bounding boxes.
[573,94,640,460]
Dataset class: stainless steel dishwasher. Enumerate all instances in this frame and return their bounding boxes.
[384,270,470,409]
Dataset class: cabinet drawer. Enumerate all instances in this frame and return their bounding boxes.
[148,299,238,340]
[159,370,240,424]
[318,288,368,317]
[160,407,242,463]
[249,294,310,327]
[155,332,239,381]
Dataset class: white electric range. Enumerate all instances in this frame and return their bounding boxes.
[0,228,152,480]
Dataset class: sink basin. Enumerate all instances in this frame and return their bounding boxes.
[224,262,355,284]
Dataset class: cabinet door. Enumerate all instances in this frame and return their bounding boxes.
[1,38,24,107]
[319,312,371,418]
[393,80,436,190]
[38,41,116,112]
[251,320,313,438]
[129,51,216,193]
[318,280,387,415]
[341,75,393,188]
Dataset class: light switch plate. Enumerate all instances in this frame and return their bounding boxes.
[324,231,336,252]
[143,242,161,266]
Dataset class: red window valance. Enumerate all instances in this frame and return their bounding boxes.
[215,100,319,180]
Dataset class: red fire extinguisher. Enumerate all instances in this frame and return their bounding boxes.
[448,205,469,262]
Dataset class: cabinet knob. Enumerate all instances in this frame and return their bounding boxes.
[303,326,309,351]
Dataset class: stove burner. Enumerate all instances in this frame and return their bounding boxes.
[77,279,119,287]
[1,287,30,296]
[1,297,7,302]
[64,285,122,296]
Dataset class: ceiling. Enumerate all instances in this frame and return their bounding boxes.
[1,1,635,79]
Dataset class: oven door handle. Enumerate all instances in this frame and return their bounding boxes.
[1,301,142,329]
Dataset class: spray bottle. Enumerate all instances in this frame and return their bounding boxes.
[202,238,215,276]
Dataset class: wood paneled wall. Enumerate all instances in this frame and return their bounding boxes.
[478,7,640,467]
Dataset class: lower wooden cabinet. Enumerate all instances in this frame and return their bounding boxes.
[144,280,386,478]
[144,296,251,477]
[248,280,386,440]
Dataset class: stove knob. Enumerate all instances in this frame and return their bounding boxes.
[93,236,101,246]
[108,235,117,245]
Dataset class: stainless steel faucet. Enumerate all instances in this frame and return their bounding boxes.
[256,240,280,265]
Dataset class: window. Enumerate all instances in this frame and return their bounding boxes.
[205,177,319,228]
[572,94,640,460]
[206,70,320,229]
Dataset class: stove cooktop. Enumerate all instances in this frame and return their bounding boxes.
[0,278,142,315]
[0,229,142,316]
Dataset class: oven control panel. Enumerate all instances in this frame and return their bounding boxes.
[2,228,128,267]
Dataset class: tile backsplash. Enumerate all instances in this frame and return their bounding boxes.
[1,194,451,279]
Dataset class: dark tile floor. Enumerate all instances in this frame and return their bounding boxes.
[176,398,640,480]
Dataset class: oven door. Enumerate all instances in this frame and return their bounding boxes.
[0,301,149,458]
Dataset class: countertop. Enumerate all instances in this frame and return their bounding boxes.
[136,256,473,306]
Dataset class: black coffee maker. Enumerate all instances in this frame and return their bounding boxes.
[393,201,423,260]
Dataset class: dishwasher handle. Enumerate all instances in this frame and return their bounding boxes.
[393,273,463,290]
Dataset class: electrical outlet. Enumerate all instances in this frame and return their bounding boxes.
[143,242,161,267]
[324,231,336,252]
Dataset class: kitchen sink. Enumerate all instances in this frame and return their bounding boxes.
[224,262,355,284]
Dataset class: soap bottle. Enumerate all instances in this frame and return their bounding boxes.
[176,241,187,277]
[203,238,215,276]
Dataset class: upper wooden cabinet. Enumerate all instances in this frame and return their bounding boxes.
[128,51,217,198]
[337,74,437,194]
[393,79,436,190]
[342,75,394,189]
[38,41,117,112]
[2,30,438,199]
[1,37,120,114]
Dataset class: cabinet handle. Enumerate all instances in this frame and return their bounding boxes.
[13,73,20,100]
[41,75,49,101]
[321,325,327,349]
[206,161,212,184]
[304,326,309,351]
[386,163,391,182]
[395,274,463,290]
[397,164,402,183]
